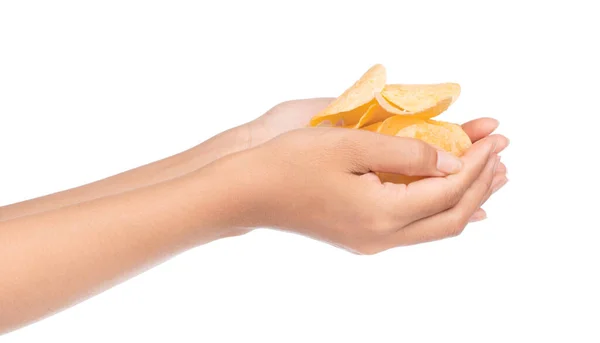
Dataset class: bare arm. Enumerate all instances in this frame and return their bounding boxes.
[0,124,508,335]
[0,166,243,334]
[0,126,252,221]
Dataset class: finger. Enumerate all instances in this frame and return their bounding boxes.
[388,152,499,246]
[461,118,499,142]
[347,130,463,177]
[468,208,487,222]
[488,134,510,154]
[478,171,508,207]
[382,135,501,224]
[467,171,508,223]
[496,162,506,174]
[491,174,508,194]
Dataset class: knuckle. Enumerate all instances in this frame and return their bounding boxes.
[401,140,434,175]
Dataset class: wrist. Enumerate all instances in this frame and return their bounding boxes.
[188,146,275,236]
[184,124,259,170]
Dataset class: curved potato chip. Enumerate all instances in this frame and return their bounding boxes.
[375,92,453,119]
[381,83,461,113]
[395,120,471,156]
[309,64,386,127]
[426,120,472,155]
[361,121,383,132]
[377,115,425,136]
[377,173,423,185]
[355,103,393,128]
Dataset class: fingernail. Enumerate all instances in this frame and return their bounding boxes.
[492,177,509,193]
[436,150,463,174]
[469,211,487,222]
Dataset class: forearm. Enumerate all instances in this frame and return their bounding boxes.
[0,125,252,221]
[0,168,239,334]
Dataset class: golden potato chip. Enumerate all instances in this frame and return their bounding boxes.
[377,173,424,185]
[306,63,472,185]
[361,121,383,132]
[381,83,461,113]
[426,120,472,155]
[375,92,453,119]
[377,115,425,136]
[309,64,386,127]
[394,120,471,156]
[355,103,393,128]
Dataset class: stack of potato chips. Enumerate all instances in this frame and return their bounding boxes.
[308,64,472,184]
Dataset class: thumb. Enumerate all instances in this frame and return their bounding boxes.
[345,130,463,177]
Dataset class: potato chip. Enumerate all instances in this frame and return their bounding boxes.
[377,173,424,185]
[381,83,461,113]
[309,64,386,127]
[375,92,453,119]
[355,103,392,128]
[377,115,424,136]
[395,120,471,156]
[361,121,383,132]
[426,120,472,155]
[307,63,472,185]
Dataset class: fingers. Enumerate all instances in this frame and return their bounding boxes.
[469,163,508,222]
[347,130,463,177]
[382,135,502,224]
[479,169,509,207]
[388,152,499,246]
[461,118,499,142]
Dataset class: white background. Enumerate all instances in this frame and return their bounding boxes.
[1,1,599,342]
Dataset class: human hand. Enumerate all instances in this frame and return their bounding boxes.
[246,98,509,223]
[203,127,509,254]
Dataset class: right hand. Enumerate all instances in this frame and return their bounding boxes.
[205,127,509,254]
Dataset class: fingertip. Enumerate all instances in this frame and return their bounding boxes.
[462,117,500,142]
[496,162,507,174]
[469,208,487,222]
[490,134,510,153]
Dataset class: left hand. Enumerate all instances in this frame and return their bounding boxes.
[245,98,509,218]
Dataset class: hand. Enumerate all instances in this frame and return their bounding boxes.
[245,98,509,222]
[203,127,509,254]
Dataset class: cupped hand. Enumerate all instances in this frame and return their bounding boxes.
[206,127,509,254]
[247,98,509,210]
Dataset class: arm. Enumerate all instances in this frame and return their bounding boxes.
[0,98,500,222]
[0,127,508,335]
[0,167,242,334]
[0,125,252,221]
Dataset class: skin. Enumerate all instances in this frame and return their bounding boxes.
[0,98,509,334]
